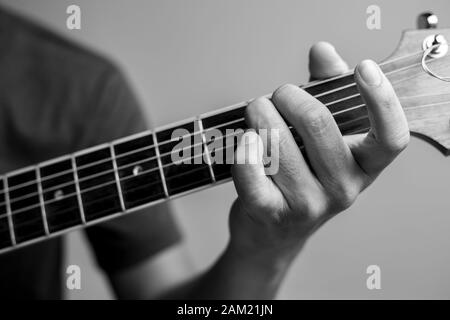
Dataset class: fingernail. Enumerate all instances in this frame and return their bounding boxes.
[357,60,382,86]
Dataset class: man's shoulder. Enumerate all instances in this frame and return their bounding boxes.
[0,8,134,158]
[2,7,119,81]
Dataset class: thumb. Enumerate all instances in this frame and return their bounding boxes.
[309,42,349,80]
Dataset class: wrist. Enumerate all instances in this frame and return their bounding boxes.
[225,239,299,276]
[229,199,307,267]
[207,241,298,299]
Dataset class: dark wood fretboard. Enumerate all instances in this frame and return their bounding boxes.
[1,52,419,255]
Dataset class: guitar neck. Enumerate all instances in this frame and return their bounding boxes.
[2,52,417,255]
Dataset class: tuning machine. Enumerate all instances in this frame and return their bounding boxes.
[417,12,438,29]
[417,12,448,59]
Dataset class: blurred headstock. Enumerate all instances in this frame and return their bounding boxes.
[383,12,450,155]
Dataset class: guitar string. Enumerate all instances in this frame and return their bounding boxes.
[0,47,430,196]
[0,102,368,207]
[0,51,442,219]
[4,92,450,233]
[0,49,427,197]
[0,49,444,217]
[4,49,435,209]
[1,124,374,232]
[0,112,371,218]
[0,51,439,213]
[0,47,434,203]
[1,60,427,209]
[1,86,358,196]
[1,96,450,226]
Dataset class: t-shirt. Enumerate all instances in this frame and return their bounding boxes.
[0,7,181,299]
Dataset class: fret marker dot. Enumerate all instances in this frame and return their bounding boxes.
[133,165,143,176]
[54,190,64,201]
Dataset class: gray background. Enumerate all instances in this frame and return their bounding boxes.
[1,0,450,299]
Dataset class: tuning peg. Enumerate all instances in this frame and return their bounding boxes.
[417,12,438,29]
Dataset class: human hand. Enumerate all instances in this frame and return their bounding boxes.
[229,42,410,263]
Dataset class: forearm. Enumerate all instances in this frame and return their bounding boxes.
[160,242,299,300]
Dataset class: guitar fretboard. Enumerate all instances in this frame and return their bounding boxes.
[0,50,420,255]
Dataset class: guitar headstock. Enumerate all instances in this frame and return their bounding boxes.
[383,12,450,155]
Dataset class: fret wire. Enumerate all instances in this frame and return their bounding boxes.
[110,143,126,212]
[71,156,86,224]
[152,131,169,198]
[3,177,16,246]
[197,117,216,183]
[35,166,50,236]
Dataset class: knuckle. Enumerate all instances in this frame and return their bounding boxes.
[298,196,327,221]
[300,105,333,135]
[245,97,271,127]
[272,84,333,137]
[328,183,359,211]
[237,192,279,218]
[272,83,298,103]
[254,198,279,215]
